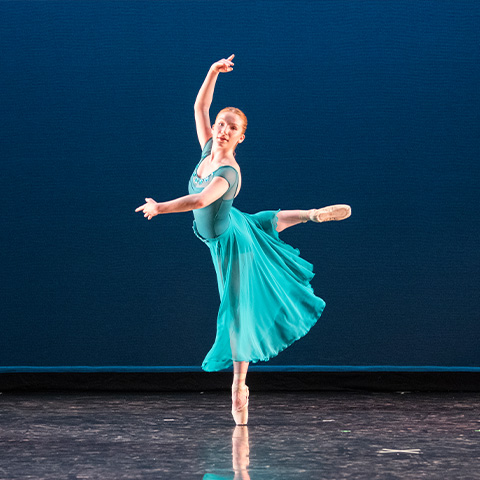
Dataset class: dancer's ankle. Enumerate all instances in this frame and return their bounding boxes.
[300,210,311,223]
[232,380,246,390]
[233,373,246,389]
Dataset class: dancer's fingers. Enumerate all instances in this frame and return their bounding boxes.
[227,54,235,61]
[135,204,146,212]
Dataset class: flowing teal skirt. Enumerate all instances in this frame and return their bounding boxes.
[193,207,325,372]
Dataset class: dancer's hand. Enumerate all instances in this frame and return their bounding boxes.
[135,198,161,220]
[210,54,235,73]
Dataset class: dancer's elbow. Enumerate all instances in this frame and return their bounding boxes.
[190,194,207,209]
[194,196,209,209]
[194,101,208,113]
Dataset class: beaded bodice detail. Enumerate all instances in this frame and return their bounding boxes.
[192,164,214,188]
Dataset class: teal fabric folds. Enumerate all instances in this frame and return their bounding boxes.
[189,139,325,371]
[193,207,325,371]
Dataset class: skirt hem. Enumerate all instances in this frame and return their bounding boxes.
[201,301,325,372]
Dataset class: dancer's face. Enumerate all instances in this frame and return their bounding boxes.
[212,112,245,150]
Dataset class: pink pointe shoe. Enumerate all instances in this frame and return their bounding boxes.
[232,385,249,426]
[308,204,352,223]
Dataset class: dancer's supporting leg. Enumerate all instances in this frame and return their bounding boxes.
[276,204,352,233]
[232,361,249,425]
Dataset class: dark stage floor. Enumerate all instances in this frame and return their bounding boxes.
[0,392,479,479]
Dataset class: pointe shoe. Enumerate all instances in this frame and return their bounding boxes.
[232,385,249,426]
[308,204,351,223]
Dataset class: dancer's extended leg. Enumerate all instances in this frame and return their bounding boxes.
[276,204,351,233]
[232,361,249,425]
[276,210,308,232]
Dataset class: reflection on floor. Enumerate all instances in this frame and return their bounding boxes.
[0,392,479,479]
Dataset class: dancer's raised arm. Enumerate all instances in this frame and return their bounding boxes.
[194,55,235,148]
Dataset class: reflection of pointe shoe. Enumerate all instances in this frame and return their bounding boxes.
[233,425,249,440]
[232,385,249,426]
[308,204,352,223]
[232,426,250,474]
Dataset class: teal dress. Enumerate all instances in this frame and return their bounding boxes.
[189,138,326,372]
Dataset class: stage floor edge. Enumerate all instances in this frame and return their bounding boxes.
[1,370,480,392]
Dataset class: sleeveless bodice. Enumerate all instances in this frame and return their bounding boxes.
[188,138,239,239]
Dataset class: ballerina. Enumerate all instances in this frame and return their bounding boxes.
[136,55,351,425]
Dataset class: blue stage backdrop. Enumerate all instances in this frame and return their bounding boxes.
[1,1,479,371]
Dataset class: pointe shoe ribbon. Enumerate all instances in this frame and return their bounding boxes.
[308,204,352,223]
[232,385,249,426]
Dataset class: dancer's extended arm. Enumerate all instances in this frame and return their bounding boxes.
[194,55,235,148]
[135,176,229,220]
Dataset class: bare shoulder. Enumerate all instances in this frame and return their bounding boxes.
[219,157,241,175]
